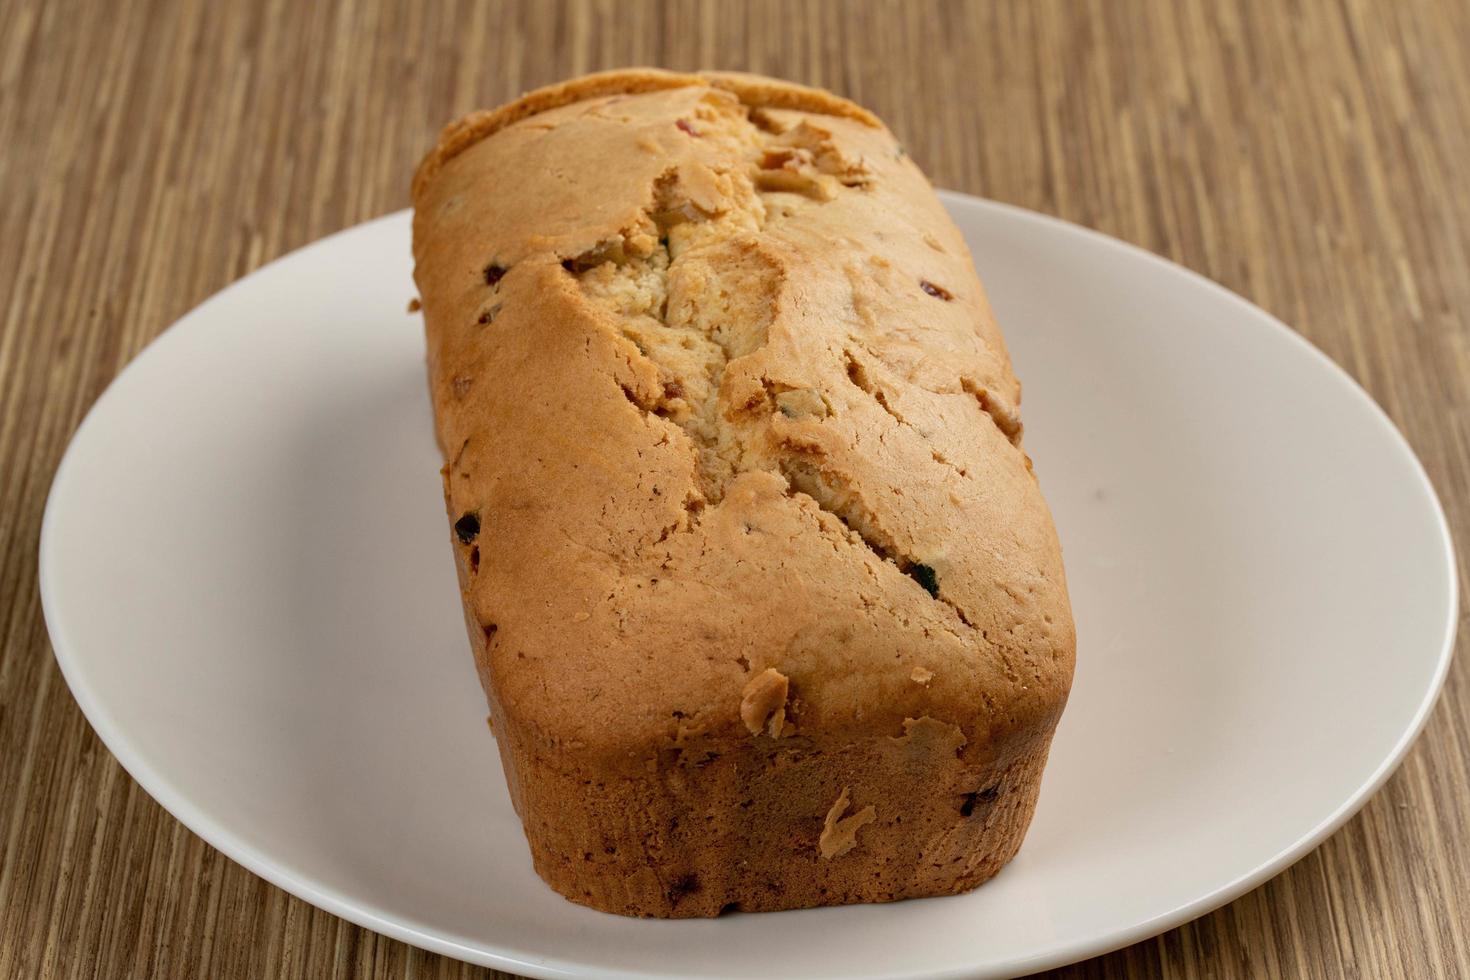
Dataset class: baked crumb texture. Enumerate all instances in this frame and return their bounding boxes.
[412,69,1075,917]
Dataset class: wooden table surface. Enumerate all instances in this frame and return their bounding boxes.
[3,0,1467,976]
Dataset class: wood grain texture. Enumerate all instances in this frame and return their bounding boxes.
[1,0,1466,976]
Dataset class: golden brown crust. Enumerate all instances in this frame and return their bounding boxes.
[411,68,880,201]
[413,70,1074,917]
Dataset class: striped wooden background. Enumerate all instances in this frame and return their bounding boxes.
[1,1,1466,976]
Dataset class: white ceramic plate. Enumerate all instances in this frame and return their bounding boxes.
[40,192,1457,980]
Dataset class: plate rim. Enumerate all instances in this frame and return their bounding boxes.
[38,193,1459,980]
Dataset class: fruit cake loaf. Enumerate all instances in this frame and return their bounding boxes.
[411,68,1075,918]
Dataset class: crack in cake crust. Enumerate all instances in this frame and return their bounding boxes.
[560,95,1013,631]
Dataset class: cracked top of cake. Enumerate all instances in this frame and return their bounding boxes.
[411,68,1075,763]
